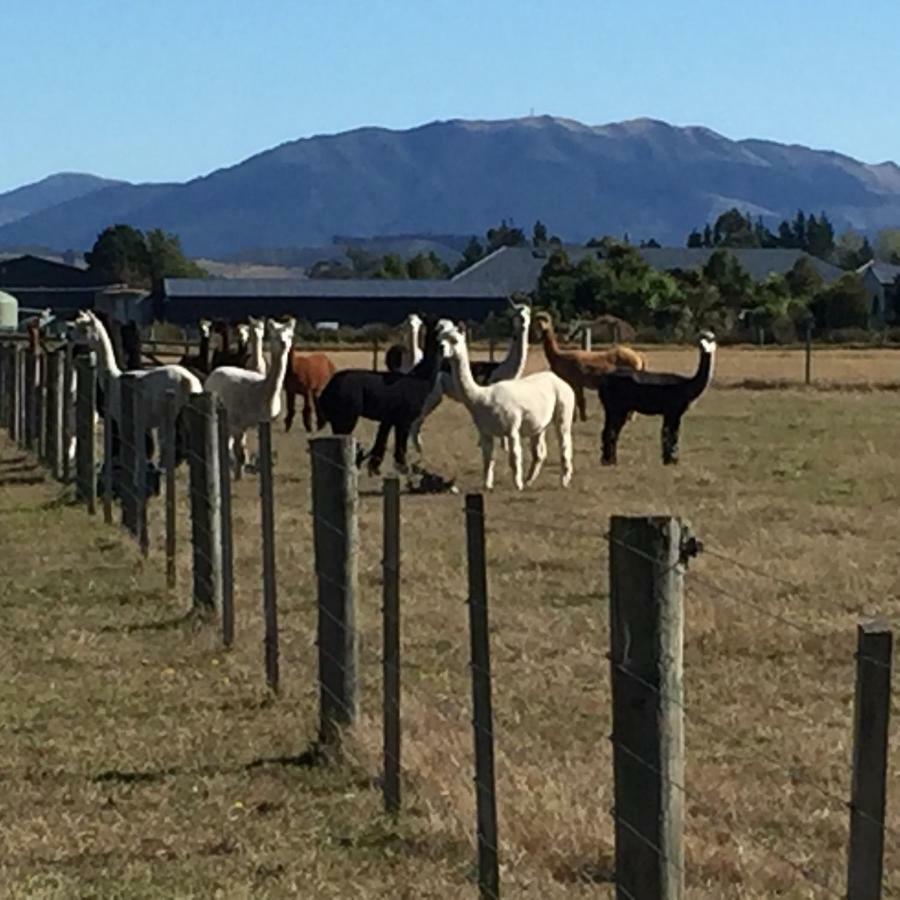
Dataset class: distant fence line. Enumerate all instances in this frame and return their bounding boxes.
[0,332,896,898]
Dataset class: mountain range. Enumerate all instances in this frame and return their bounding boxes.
[2,116,900,259]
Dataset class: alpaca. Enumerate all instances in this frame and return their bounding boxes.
[283,347,336,433]
[178,319,212,377]
[248,316,267,375]
[385,313,423,373]
[72,310,203,467]
[533,312,645,422]
[409,300,532,453]
[597,331,716,466]
[441,323,574,491]
[210,321,251,371]
[319,315,449,475]
[204,318,296,477]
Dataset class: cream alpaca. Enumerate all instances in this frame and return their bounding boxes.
[204,318,296,476]
[441,323,575,491]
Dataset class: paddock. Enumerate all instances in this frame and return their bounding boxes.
[0,344,898,897]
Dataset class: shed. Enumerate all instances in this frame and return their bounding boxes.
[0,290,18,330]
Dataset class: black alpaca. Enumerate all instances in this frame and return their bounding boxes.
[597,331,716,465]
[179,320,212,377]
[210,320,250,370]
[319,316,447,474]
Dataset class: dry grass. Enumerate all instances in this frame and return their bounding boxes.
[1,345,899,897]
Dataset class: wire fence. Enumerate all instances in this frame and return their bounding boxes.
[0,331,897,899]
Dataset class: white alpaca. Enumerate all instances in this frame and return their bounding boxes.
[441,324,574,491]
[247,316,267,375]
[204,318,295,475]
[410,300,531,453]
[399,313,423,372]
[72,310,202,466]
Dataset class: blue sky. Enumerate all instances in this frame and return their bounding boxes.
[2,0,897,193]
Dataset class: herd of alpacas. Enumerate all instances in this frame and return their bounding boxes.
[56,303,716,491]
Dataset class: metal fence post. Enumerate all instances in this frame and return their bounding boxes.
[24,347,37,452]
[382,476,401,815]
[45,349,63,478]
[119,374,138,538]
[465,493,500,900]
[609,516,685,900]
[258,422,279,689]
[310,435,359,750]
[847,621,893,900]
[62,341,74,482]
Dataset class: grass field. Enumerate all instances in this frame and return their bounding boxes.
[1,345,899,898]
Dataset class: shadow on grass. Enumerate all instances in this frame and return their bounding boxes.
[0,474,45,487]
[93,743,327,786]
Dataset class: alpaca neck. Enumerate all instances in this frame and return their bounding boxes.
[412,328,442,381]
[541,327,562,361]
[91,319,122,379]
[407,322,422,364]
[251,333,265,372]
[449,344,488,408]
[199,331,210,368]
[265,342,291,399]
[502,323,529,378]
[687,346,715,400]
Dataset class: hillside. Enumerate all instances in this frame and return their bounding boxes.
[0,172,126,228]
[2,116,900,256]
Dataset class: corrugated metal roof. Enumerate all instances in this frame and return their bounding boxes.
[451,244,846,291]
[163,277,508,299]
[861,261,900,285]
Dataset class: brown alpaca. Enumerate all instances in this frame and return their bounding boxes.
[533,312,645,421]
[283,348,337,432]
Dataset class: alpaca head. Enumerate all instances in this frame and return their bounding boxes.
[510,301,531,337]
[72,309,100,347]
[198,319,212,339]
[248,316,266,344]
[236,323,251,346]
[698,330,716,355]
[532,310,554,337]
[267,317,296,355]
[438,322,467,360]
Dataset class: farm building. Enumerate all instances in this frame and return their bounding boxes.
[0,254,120,316]
[161,277,511,326]
[859,260,900,326]
[451,245,846,294]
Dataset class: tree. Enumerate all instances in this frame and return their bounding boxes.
[809,273,870,329]
[640,238,661,248]
[806,212,835,259]
[536,248,578,318]
[308,258,354,279]
[834,229,873,270]
[373,254,409,279]
[875,228,900,264]
[532,219,548,247]
[85,224,151,285]
[792,210,808,251]
[406,251,449,279]
[485,219,526,252]
[145,229,207,283]
[777,220,795,249]
[346,246,380,277]
[687,229,703,248]
[702,224,713,248]
[453,236,485,275]
[702,250,752,309]
[712,208,758,247]
[785,256,824,297]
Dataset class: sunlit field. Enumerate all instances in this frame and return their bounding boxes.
[1,344,898,897]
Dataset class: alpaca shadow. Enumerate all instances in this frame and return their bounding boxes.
[98,610,201,635]
[0,455,28,466]
[0,474,44,487]
[0,461,38,474]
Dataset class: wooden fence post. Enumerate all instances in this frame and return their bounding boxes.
[18,346,28,449]
[62,342,74,482]
[847,621,893,900]
[74,353,97,514]
[465,493,500,900]
[101,374,114,525]
[382,476,401,815]
[24,347,37,452]
[45,350,63,478]
[258,421,279,690]
[582,327,592,351]
[186,393,222,615]
[163,391,178,588]
[0,344,9,433]
[310,436,359,750]
[37,352,48,463]
[609,515,685,900]
[215,402,233,644]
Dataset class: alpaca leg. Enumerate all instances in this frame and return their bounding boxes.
[367,421,391,475]
[234,433,246,480]
[284,391,296,432]
[558,423,574,487]
[575,385,587,422]
[601,409,627,465]
[393,423,411,474]
[480,434,495,490]
[313,391,327,431]
[524,432,547,486]
[507,431,524,491]
[410,381,443,453]
[301,392,314,433]
[661,413,682,465]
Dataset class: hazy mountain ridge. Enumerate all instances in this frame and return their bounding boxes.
[2,116,899,257]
